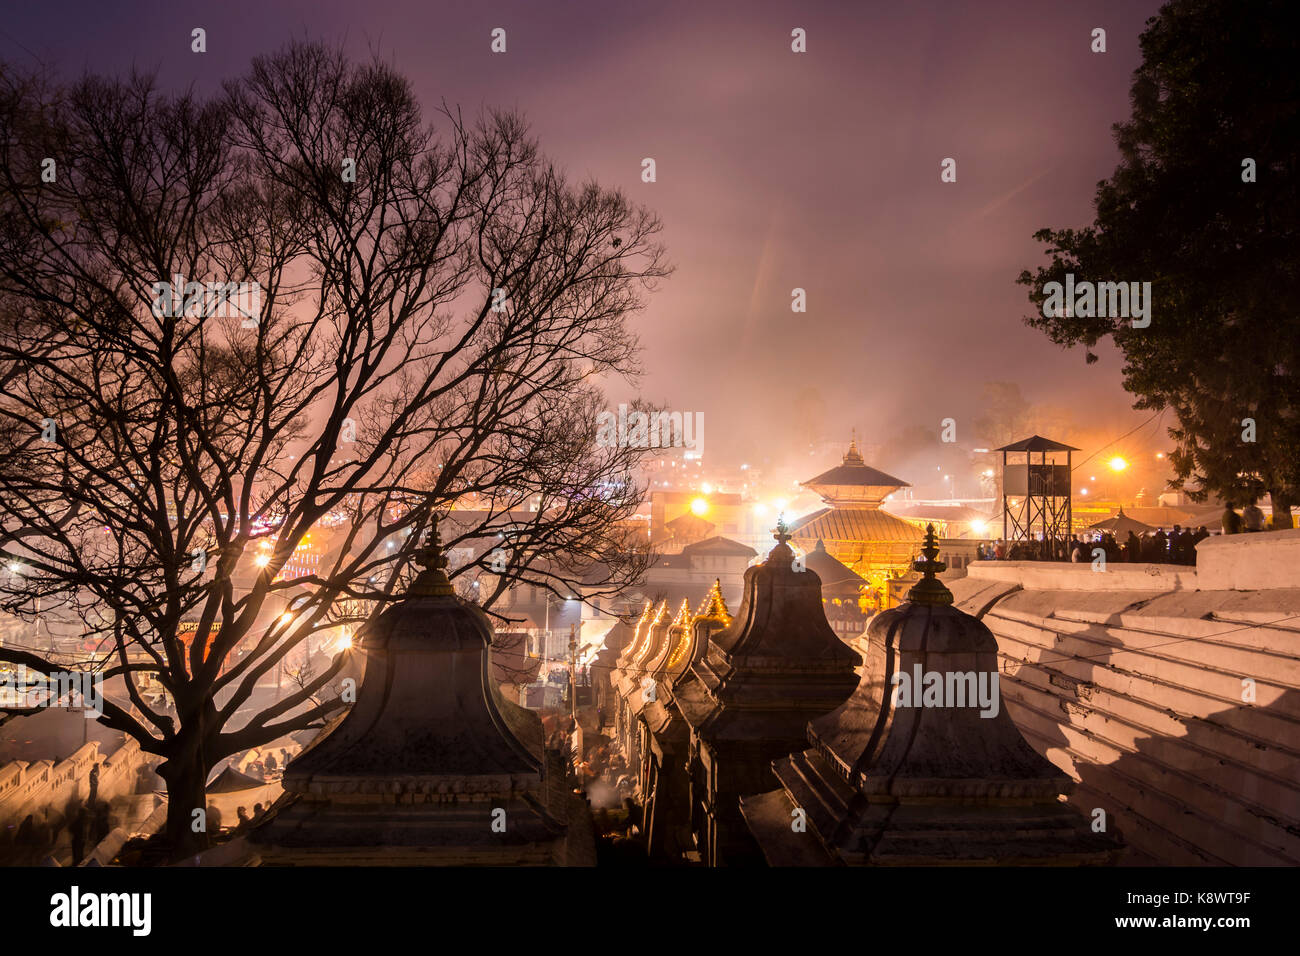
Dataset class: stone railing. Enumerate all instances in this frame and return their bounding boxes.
[1,733,155,834]
[0,742,100,826]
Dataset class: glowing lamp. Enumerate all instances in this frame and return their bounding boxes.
[690,497,709,516]
[1109,457,1129,472]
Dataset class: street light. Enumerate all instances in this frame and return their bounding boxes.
[1109,456,1129,472]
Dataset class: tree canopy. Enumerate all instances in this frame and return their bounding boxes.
[0,42,668,857]
[1017,0,1299,520]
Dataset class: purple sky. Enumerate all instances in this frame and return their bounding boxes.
[0,0,1167,465]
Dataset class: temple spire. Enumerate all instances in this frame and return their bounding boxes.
[906,523,953,605]
[411,514,455,596]
[773,514,792,545]
[673,598,692,627]
[845,431,864,464]
[695,578,731,624]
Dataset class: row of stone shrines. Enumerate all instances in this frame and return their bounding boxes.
[611,524,1125,866]
[220,520,1120,865]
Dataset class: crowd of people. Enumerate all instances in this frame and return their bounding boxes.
[977,525,1212,565]
[239,746,293,782]
[1067,526,1210,565]
[1,792,118,866]
[571,734,633,800]
[976,499,1293,566]
[1222,501,1272,534]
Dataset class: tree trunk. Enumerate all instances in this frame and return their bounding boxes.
[1269,491,1294,530]
[157,696,219,862]
[157,753,212,863]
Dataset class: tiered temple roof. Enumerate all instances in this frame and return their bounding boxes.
[790,441,923,582]
[801,440,909,507]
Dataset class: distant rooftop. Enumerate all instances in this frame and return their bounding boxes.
[995,435,1079,453]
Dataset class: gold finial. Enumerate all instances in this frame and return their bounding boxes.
[652,600,669,624]
[673,598,692,627]
[695,578,731,624]
[906,523,953,605]
[414,514,447,570]
[665,600,694,669]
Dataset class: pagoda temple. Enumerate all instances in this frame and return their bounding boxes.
[243,521,596,866]
[789,440,924,606]
[673,520,860,865]
[740,526,1124,866]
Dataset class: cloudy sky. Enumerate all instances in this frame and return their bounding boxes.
[1,0,1167,467]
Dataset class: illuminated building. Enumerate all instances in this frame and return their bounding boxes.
[649,490,750,549]
[788,440,924,607]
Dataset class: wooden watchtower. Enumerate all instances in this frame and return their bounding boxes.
[996,435,1077,560]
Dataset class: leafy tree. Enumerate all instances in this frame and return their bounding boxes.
[1017,0,1299,522]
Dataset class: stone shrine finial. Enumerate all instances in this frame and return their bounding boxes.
[906,523,953,605]
[411,513,455,597]
[773,514,792,545]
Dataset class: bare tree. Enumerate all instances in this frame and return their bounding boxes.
[0,43,668,859]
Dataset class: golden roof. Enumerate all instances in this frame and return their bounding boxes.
[789,507,924,544]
